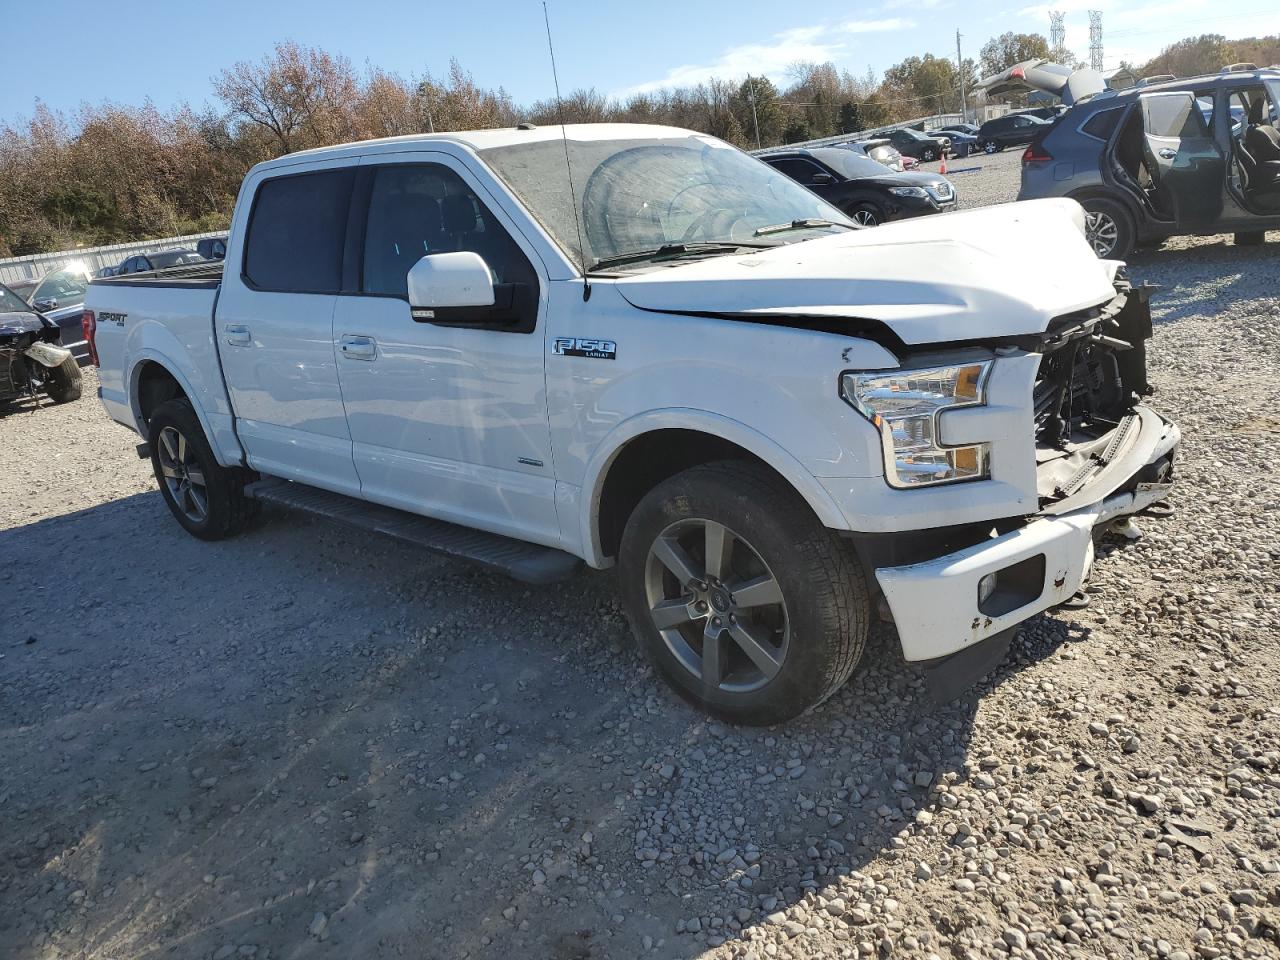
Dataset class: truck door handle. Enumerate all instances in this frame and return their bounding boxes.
[340,334,377,361]
[1158,148,1177,160]
[224,323,251,346]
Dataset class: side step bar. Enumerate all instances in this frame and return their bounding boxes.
[245,478,582,585]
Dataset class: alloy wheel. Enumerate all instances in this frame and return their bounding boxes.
[984,141,998,154]
[852,208,880,227]
[643,518,789,693]
[923,149,936,162]
[1084,211,1119,257]
[156,425,208,522]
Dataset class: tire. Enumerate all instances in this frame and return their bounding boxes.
[617,461,870,725]
[847,202,884,227]
[983,140,1000,154]
[922,148,937,162]
[147,398,258,541]
[43,354,81,404]
[1080,196,1135,260]
[1235,231,1266,246]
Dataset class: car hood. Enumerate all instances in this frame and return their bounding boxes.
[0,311,48,337]
[978,59,1106,106]
[612,198,1120,345]
[857,170,952,190]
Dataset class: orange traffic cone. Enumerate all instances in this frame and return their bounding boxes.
[940,153,947,174]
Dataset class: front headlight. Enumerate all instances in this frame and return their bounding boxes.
[888,186,929,198]
[841,363,992,487]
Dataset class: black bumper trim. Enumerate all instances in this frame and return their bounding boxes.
[919,627,1016,705]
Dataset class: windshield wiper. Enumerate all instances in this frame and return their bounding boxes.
[589,241,774,272]
[753,218,855,237]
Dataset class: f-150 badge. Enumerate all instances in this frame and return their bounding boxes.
[553,337,616,360]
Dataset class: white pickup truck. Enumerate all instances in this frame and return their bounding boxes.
[86,123,1179,724]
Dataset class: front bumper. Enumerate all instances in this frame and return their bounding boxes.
[875,408,1179,663]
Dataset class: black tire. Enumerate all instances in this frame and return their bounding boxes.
[44,354,81,404]
[1235,231,1266,246]
[147,398,258,541]
[618,461,869,725]
[847,201,884,227]
[1080,196,1135,261]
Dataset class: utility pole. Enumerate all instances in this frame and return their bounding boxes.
[1089,11,1104,73]
[956,31,969,121]
[747,76,762,149]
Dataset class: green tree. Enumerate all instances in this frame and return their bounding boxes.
[732,76,784,147]
[979,32,1051,78]
[839,102,863,134]
[884,53,959,114]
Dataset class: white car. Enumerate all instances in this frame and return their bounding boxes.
[84,123,1179,724]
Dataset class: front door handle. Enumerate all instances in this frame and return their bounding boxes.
[1158,148,1177,160]
[224,323,250,346]
[340,334,377,361]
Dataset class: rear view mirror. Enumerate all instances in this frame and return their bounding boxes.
[407,252,495,319]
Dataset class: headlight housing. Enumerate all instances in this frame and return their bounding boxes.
[888,186,929,198]
[842,362,992,487]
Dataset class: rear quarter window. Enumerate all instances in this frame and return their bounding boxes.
[1081,107,1124,141]
[243,168,355,293]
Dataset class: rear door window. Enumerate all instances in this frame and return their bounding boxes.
[765,157,828,184]
[243,168,355,293]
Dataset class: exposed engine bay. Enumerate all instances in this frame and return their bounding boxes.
[0,311,81,405]
[1033,277,1168,508]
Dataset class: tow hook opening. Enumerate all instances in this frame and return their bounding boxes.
[977,553,1047,617]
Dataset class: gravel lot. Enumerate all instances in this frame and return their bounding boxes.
[3,157,1280,960]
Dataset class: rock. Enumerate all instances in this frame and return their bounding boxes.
[1003,927,1028,951]
[308,912,328,939]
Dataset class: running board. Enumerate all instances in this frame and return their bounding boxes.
[244,479,581,585]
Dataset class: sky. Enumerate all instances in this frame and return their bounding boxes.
[3,0,1275,122]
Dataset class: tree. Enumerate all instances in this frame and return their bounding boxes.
[1140,34,1229,78]
[213,41,360,155]
[883,54,959,115]
[782,118,813,144]
[732,76,784,148]
[839,102,863,134]
[979,32,1051,78]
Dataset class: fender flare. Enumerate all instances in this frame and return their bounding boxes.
[578,408,851,567]
[127,349,225,459]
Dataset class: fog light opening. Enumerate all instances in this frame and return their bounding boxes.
[977,554,1047,617]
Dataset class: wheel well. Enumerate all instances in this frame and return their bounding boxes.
[1067,188,1140,224]
[596,429,791,561]
[135,361,187,426]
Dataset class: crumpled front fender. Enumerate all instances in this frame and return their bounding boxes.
[24,340,72,368]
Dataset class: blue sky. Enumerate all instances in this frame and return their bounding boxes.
[3,0,1273,121]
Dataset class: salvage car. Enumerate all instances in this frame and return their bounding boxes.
[975,113,1052,154]
[27,260,93,362]
[86,123,1179,724]
[113,249,207,275]
[884,127,950,162]
[981,60,1280,257]
[0,281,82,406]
[762,147,957,225]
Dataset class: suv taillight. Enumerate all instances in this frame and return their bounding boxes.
[81,309,99,367]
[1023,143,1053,164]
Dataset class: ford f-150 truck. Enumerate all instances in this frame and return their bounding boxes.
[86,123,1179,724]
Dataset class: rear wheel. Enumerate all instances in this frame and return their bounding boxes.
[921,147,937,162]
[847,202,884,227]
[147,398,258,541]
[43,354,81,404]
[1080,197,1135,260]
[618,461,869,725]
[1235,231,1266,246]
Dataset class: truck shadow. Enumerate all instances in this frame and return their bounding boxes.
[0,494,1081,959]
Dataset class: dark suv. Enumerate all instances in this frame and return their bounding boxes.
[982,59,1280,258]
[975,113,1052,154]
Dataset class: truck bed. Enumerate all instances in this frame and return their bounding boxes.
[93,261,224,289]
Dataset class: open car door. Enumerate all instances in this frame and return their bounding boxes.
[1140,91,1224,225]
[977,60,1106,106]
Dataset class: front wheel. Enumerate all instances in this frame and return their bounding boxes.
[618,462,869,725]
[922,148,937,162]
[983,140,1000,154]
[43,354,82,404]
[848,202,884,227]
[147,398,258,541]
[1081,197,1135,260]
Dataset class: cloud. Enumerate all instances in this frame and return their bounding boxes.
[612,19,914,98]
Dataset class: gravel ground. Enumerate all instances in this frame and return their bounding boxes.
[2,159,1280,960]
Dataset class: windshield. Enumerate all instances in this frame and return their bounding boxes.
[811,148,894,180]
[30,264,89,305]
[0,283,31,313]
[480,134,848,268]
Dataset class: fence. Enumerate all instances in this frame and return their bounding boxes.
[0,231,228,288]
[750,113,966,156]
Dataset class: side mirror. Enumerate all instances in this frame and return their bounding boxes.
[407,251,495,318]
[810,172,837,185]
[33,297,56,311]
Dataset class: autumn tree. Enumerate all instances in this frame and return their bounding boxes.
[979,32,1051,78]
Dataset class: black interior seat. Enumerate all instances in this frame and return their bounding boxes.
[1244,96,1280,162]
[363,189,445,295]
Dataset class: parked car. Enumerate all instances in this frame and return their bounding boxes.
[844,138,905,172]
[27,260,94,362]
[762,147,957,225]
[0,281,82,406]
[85,123,1178,725]
[1014,106,1067,122]
[197,237,228,260]
[974,113,1052,154]
[96,265,118,278]
[982,59,1280,257]
[932,127,978,154]
[937,122,981,138]
[114,249,207,275]
[883,127,950,162]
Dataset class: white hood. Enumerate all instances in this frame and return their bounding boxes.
[614,199,1120,346]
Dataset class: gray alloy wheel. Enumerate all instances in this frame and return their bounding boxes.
[1084,210,1120,257]
[983,140,999,154]
[922,147,937,162]
[850,205,881,227]
[156,425,209,523]
[643,517,788,694]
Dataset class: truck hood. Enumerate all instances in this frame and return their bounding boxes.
[613,198,1120,345]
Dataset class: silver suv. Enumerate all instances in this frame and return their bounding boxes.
[981,60,1280,258]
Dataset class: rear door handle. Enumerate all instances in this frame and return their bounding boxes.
[224,323,250,346]
[1158,148,1177,160]
[340,334,377,361]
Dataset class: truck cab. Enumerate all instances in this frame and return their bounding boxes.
[86,123,1179,725]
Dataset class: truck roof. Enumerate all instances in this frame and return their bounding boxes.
[254,122,701,172]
